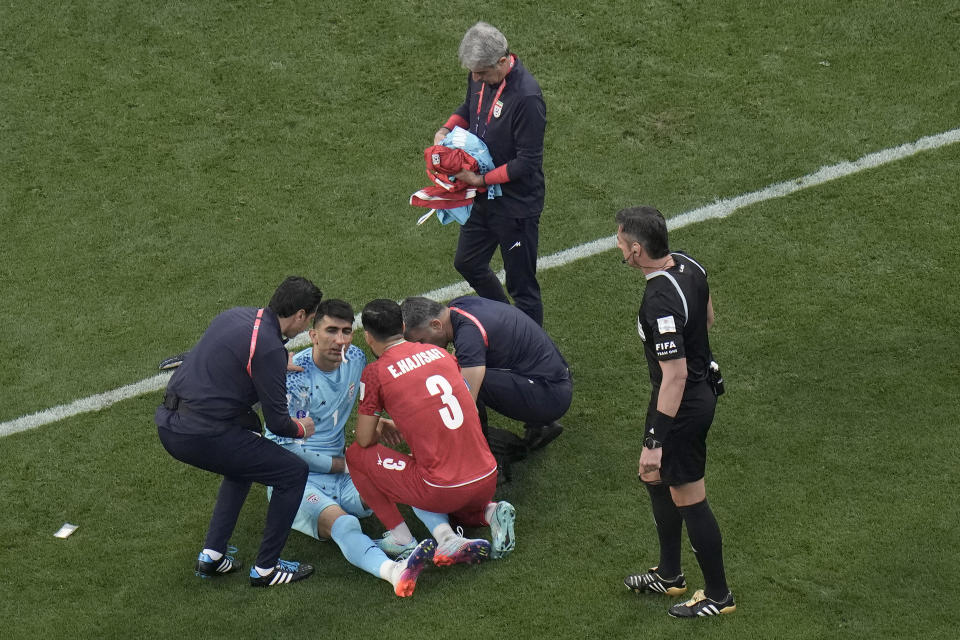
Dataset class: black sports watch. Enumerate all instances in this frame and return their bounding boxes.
[643,436,662,450]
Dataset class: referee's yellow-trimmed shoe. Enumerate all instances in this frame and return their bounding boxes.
[668,589,736,618]
[624,567,687,596]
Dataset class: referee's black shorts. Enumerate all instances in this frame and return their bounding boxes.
[647,381,717,486]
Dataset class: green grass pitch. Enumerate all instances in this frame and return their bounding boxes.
[1,1,959,638]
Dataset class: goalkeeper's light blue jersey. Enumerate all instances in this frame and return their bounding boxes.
[265,345,366,456]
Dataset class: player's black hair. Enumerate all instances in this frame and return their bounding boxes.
[268,276,323,318]
[361,299,404,341]
[314,299,354,327]
[615,206,670,259]
[400,296,445,330]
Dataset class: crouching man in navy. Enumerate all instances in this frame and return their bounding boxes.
[155,276,322,587]
[400,295,572,470]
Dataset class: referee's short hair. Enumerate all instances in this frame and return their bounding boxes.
[615,206,670,259]
[362,299,404,341]
[400,296,445,331]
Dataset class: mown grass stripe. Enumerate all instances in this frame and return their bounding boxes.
[2,126,958,438]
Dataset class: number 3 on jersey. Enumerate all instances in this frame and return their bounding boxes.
[425,374,464,429]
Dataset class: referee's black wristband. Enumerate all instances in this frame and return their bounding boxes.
[649,410,675,441]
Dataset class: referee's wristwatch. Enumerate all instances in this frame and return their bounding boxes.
[643,436,663,450]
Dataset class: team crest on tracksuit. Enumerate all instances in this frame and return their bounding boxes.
[493,100,504,118]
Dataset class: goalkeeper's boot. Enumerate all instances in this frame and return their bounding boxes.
[374,532,419,559]
[489,501,516,559]
[249,559,314,587]
[668,589,736,618]
[624,567,687,596]
[393,538,436,597]
[433,528,491,566]
[195,545,242,578]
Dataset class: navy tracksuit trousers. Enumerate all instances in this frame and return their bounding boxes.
[157,419,307,570]
[477,368,573,427]
[454,199,543,326]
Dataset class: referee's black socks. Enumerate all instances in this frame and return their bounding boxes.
[644,483,683,578]
[678,499,729,601]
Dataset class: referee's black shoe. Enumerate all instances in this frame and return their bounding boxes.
[523,421,564,451]
[249,559,314,587]
[195,546,242,578]
[668,589,736,618]
[624,567,687,596]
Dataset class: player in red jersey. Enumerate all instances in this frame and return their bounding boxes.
[345,299,516,567]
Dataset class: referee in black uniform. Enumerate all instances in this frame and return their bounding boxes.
[615,206,735,618]
[155,276,321,587]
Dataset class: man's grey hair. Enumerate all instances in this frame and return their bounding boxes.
[458,22,509,69]
[401,296,446,330]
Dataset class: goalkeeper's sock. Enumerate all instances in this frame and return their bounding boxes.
[646,482,683,578]
[411,507,456,545]
[202,548,223,562]
[678,499,729,601]
[330,514,390,579]
[413,507,451,536]
[380,559,402,585]
[413,507,457,546]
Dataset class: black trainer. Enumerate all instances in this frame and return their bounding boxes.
[523,421,564,451]
[668,589,736,617]
[624,567,687,596]
[249,559,315,587]
[195,546,242,578]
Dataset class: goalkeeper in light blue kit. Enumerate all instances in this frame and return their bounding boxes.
[265,299,435,597]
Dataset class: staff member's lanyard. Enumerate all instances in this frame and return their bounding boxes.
[246,308,264,377]
[473,55,514,140]
[450,306,488,347]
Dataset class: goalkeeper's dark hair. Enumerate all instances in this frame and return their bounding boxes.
[314,299,354,327]
[400,296,446,330]
[615,206,670,259]
[269,276,323,318]
[362,299,404,341]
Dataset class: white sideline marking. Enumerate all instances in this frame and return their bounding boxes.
[2,127,959,438]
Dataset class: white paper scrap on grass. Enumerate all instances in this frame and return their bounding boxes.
[54,523,79,539]
[2,126,959,439]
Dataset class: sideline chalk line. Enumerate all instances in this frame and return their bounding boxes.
[3,126,959,438]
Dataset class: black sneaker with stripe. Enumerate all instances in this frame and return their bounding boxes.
[249,559,314,587]
[624,567,687,596]
[668,589,736,617]
[195,546,241,578]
